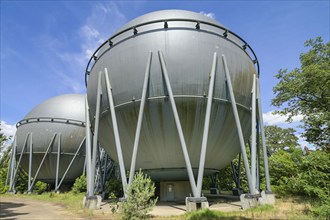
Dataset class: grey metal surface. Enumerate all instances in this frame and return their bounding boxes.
[86,10,256,181]
[15,94,86,183]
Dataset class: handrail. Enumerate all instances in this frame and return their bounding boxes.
[16,117,85,128]
[85,18,260,86]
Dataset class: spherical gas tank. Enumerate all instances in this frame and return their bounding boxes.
[16,94,86,184]
[86,10,257,181]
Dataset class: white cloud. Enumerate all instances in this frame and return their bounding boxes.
[263,110,303,126]
[41,2,127,94]
[0,121,16,138]
[200,11,216,19]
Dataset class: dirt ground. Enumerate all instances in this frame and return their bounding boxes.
[0,196,86,220]
[0,194,242,219]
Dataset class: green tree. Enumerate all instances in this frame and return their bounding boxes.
[264,125,299,155]
[0,127,11,193]
[272,37,330,150]
[121,170,157,220]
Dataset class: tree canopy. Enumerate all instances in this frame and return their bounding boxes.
[264,125,299,155]
[272,37,330,150]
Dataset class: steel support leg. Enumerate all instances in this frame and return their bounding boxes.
[7,137,17,188]
[9,133,30,192]
[55,133,61,191]
[256,78,271,192]
[85,95,94,196]
[28,133,33,192]
[256,118,261,191]
[104,68,128,196]
[129,52,152,185]
[158,51,198,197]
[251,74,257,193]
[91,72,103,195]
[56,137,85,191]
[28,134,56,192]
[196,52,217,197]
[222,55,254,194]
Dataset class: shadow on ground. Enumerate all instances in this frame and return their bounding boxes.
[0,201,28,220]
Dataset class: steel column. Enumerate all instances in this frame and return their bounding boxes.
[222,54,254,194]
[91,72,103,195]
[196,52,217,197]
[29,133,56,192]
[8,137,17,188]
[129,52,152,185]
[251,74,257,193]
[28,133,33,192]
[256,78,271,191]
[158,50,198,197]
[256,118,261,190]
[104,68,128,196]
[56,137,85,191]
[85,95,93,196]
[55,133,61,191]
[9,133,30,192]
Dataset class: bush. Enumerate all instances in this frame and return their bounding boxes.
[269,149,330,218]
[34,181,47,194]
[106,178,123,197]
[121,170,157,220]
[72,174,86,194]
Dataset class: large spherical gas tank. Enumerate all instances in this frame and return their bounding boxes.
[86,10,257,181]
[16,94,86,184]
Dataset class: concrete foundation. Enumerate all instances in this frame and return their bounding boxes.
[185,197,209,212]
[240,191,275,210]
[259,191,275,205]
[83,195,102,210]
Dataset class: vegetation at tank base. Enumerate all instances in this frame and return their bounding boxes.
[72,174,87,194]
[121,170,157,220]
[185,200,312,220]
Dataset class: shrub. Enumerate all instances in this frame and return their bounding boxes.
[121,170,157,220]
[34,181,47,194]
[72,174,86,194]
[106,178,123,197]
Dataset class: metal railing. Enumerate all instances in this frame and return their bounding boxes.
[16,117,85,128]
[84,18,260,86]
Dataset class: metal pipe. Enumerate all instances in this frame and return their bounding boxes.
[85,95,93,196]
[158,50,198,197]
[251,74,257,193]
[129,52,152,185]
[29,133,56,191]
[28,133,33,192]
[56,137,85,191]
[102,148,108,189]
[256,117,261,191]
[196,52,217,196]
[104,68,128,196]
[238,153,241,188]
[10,133,30,192]
[256,78,271,192]
[55,133,61,191]
[8,137,17,187]
[222,54,254,194]
[91,72,103,195]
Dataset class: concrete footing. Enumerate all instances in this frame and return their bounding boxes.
[83,195,102,210]
[185,197,209,212]
[240,191,275,210]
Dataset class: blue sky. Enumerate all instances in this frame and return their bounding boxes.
[1,1,329,147]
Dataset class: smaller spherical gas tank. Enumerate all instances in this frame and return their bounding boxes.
[15,94,86,184]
